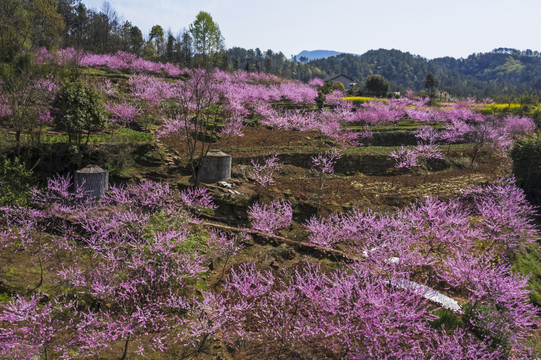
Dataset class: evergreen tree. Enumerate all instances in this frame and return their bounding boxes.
[189,11,224,68]
[365,75,390,97]
[52,81,106,146]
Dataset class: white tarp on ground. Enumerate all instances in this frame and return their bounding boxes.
[389,277,462,313]
[361,248,462,313]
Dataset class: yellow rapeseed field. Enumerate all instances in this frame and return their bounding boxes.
[343,96,386,102]
[483,103,521,111]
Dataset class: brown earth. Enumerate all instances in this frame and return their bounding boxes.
[157,127,510,219]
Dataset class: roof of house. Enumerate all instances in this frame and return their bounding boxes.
[323,74,354,82]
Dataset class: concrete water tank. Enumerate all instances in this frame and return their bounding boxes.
[74,164,109,199]
[199,150,232,183]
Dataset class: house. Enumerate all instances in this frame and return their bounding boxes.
[323,74,355,91]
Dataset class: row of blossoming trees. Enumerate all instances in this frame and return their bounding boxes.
[2,47,537,163]
[0,48,540,358]
[0,175,539,358]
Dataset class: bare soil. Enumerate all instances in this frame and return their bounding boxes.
[158,128,510,217]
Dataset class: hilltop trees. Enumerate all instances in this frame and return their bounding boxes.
[0,0,31,61]
[4,0,541,98]
[425,73,437,92]
[1,1,323,81]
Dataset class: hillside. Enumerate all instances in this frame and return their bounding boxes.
[432,49,541,94]
[1,1,540,356]
[0,51,540,358]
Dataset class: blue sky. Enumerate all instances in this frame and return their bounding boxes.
[81,0,541,59]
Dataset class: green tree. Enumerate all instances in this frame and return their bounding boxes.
[189,11,224,68]
[59,1,88,48]
[364,75,389,97]
[86,11,110,53]
[0,0,64,61]
[52,81,106,146]
[57,0,81,46]
[315,89,326,110]
[30,0,65,49]
[118,20,132,52]
[143,40,157,60]
[518,93,538,113]
[424,73,438,97]
[0,0,30,61]
[331,81,345,92]
[165,31,176,62]
[178,29,193,68]
[128,25,144,55]
[149,24,164,58]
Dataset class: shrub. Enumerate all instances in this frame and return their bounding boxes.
[0,157,34,206]
[429,308,462,332]
[331,81,345,92]
[510,132,541,205]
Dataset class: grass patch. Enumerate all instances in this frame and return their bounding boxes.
[143,210,210,255]
[346,119,446,132]
[224,143,476,157]
[429,308,462,331]
[512,244,541,305]
[0,292,11,303]
[35,128,154,145]
[81,66,131,79]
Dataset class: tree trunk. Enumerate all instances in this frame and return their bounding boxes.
[15,130,21,154]
[120,335,130,360]
[316,172,323,215]
[191,159,200,187]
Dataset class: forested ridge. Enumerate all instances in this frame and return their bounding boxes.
[305,48,541,98]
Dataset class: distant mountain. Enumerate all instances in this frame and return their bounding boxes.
[295,50,353,62]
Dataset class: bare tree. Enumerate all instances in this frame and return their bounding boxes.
[1,70,54,152]
[173,69,223,185]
